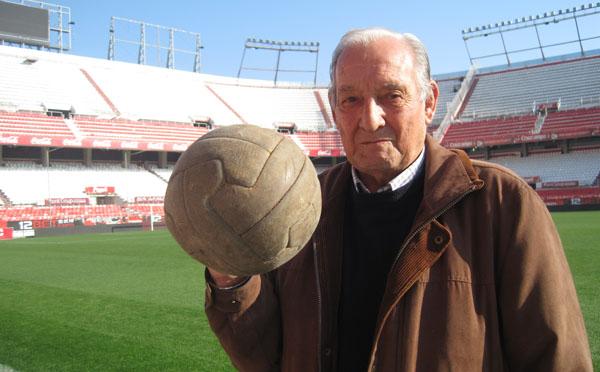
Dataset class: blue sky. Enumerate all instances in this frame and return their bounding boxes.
[48,0,600,84]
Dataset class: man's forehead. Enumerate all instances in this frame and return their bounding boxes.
[336,44,416,81]
[335,59,415,92]
[337,81,407,92]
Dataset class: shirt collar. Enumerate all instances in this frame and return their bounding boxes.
[351,148,425,194]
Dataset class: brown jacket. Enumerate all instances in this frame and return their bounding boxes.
[205,136,592,371]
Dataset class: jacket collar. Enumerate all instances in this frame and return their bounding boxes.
[319,135,482,218]
[415,135,483,227]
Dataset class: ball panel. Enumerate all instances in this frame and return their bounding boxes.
[209,135,306,235]
[166,160,265,275]
[241,156,321,264]
[171,137,271,188]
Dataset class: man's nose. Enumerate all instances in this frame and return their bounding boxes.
[359,97,385,132]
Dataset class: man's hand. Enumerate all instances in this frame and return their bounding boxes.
[208,268,247,288]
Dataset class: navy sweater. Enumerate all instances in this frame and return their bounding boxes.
[337,171,424,371]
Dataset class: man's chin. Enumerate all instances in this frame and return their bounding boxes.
[353,158,399,177]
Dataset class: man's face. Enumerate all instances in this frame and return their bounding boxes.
[332,37,438,188]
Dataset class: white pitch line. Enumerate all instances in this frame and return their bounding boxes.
[0,364,17,372]
[4,235,170,245]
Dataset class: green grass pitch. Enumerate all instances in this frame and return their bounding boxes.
[0,210,598,371]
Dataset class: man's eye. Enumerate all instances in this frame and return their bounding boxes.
[340,96,359,107]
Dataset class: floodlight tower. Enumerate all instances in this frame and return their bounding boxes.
[461,2,600,67]
[237,38,320,85]
[107,16,203,72]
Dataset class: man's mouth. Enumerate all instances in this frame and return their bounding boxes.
[360,138,392,145]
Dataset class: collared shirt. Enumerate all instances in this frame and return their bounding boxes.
[351,148,425,195]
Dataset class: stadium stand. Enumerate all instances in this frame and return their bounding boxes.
[460,55,600,119]
[0,204,164,225]
[84,63,242,124]
[488,148,600,186]
[1,37,600,237]
[536,186,600,207]
[73,115,209,145]
[147,165,174,183]
[291,131,344,157]
[540,106,600,139]
[0,162,167,205]
[206,84,330,131]
[441,114,537,148]
[0,110,76,139]
[0,51,112,116]
[430,75,466,127]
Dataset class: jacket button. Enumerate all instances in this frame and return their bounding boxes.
[433,235,444,245]
[231,300,237,304]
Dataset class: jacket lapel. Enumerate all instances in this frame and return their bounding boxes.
[375,136,483,336]
[314,162,351,348]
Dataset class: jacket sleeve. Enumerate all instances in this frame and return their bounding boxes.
[496,182,592,371]
[204,270,281,372]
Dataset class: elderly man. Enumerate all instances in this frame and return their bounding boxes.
[205,28,592,371]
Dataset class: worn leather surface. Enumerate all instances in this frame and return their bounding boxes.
[165,124,322,276]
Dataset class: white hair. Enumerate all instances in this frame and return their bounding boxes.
[328,28,432,106]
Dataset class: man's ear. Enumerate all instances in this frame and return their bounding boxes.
[332,109,338,127]
[329,89,339,128]
[424,80,439,124]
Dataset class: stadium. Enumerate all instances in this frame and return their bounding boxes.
[0,0,598,370]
